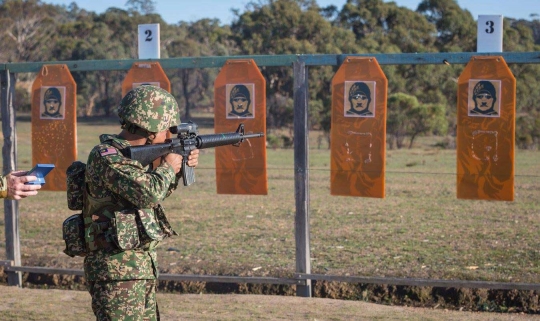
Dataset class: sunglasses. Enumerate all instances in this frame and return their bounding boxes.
[475,94,492,99]
[351,94,368,100]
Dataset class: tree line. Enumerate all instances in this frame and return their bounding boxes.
[1,0,539,149]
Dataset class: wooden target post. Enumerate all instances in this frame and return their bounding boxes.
[457,56,515,201]
[31,64,77,191]
[214,59,267,195]
[330,57,387,198]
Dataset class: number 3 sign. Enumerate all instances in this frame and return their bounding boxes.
[477,15,503,53]
[138,23,160,59]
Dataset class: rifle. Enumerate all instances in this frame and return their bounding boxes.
[125,122,264,186]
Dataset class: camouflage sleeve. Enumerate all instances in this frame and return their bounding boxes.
[88,146,177,208]
[165,171,183,198]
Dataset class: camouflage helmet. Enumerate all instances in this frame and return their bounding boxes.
[118,85,179,134]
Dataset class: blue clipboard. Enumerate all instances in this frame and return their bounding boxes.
[25,164,55,185]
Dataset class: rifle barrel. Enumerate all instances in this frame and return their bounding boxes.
[196,132,264,149]
[243,133,265,139]
[125,129,265,168]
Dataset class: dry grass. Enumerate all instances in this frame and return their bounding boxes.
[2,285,540,321]
[1,116,540,287]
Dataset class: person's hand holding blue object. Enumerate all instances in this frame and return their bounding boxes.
[24,164,55,186]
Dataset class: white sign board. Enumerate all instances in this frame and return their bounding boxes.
[477,15,503,53]
[138,24,160,59]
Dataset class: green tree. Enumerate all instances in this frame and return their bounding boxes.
[231,0,358,129]
[516,111,540,150]
[386,92,418,149]
[504,18,540,149]
[407,103,447,148]
[0,0,61,62]
[336,0,455,141]
[50,5,169,116]
[52,7,132,116]
[165,19,234,120]
[125,0,155,15]
[337,0,437,53]
[417,0,476,51]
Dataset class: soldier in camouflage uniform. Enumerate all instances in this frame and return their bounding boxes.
[83,85,199,320]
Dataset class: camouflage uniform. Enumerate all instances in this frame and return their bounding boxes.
[83,85,180,321]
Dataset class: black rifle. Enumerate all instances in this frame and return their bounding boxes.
[125,122,264,186]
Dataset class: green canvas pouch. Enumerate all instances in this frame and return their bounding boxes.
[66,161,86,211]
[62,213,88,257]
[111,210,140,250]
[136,208,165,242]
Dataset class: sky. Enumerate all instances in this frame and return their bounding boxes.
[42,0,537,25]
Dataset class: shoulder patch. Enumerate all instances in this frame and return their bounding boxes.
[99,147,118,157]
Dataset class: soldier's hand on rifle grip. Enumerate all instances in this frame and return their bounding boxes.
[163,153,183,174]
[186,149,200,167]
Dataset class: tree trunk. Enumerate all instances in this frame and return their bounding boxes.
[409,133,418,149]
[84,92,100,117]
[387,136,395,150]
[181,71,191,120]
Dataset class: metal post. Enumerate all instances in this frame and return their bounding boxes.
[1,70,22,286]
[293,58,311,297]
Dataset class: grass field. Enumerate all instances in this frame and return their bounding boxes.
[1,116,540,293]
[3,285,540,321]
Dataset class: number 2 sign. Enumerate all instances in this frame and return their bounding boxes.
[477,15,503,53]
[138,23,160,59]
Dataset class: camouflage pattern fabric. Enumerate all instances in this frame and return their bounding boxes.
[84,134,179,281]
[62,213,87,257]
[117,85,179,133]
[111,211,140,250]
[85,134,177,205]
[83,84,183,321]
[66,161,86,210]
[88,279,159,321]
[136,208,167,241]
[155,204,178,237]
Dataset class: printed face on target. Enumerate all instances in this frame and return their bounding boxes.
[227,84,255,119]
[468,80,501,117]
[344,81,375,117]
[40,87,65,120]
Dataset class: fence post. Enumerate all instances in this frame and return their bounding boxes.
[1,69,22,287]
[293,57,312,297]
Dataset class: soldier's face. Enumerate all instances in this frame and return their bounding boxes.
[153,131,168,144]
[232,97,248,113]
[45,98,60,114]
[350,94,369,111]
[474,93,494,112]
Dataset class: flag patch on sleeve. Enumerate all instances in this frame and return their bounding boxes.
[99,148,117,156]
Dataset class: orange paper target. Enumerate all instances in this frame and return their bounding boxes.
[31,64,77,191]
[121,62,171,97]
[331,57,387,198]
[457,56,515,201]
[214,59,267,195]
